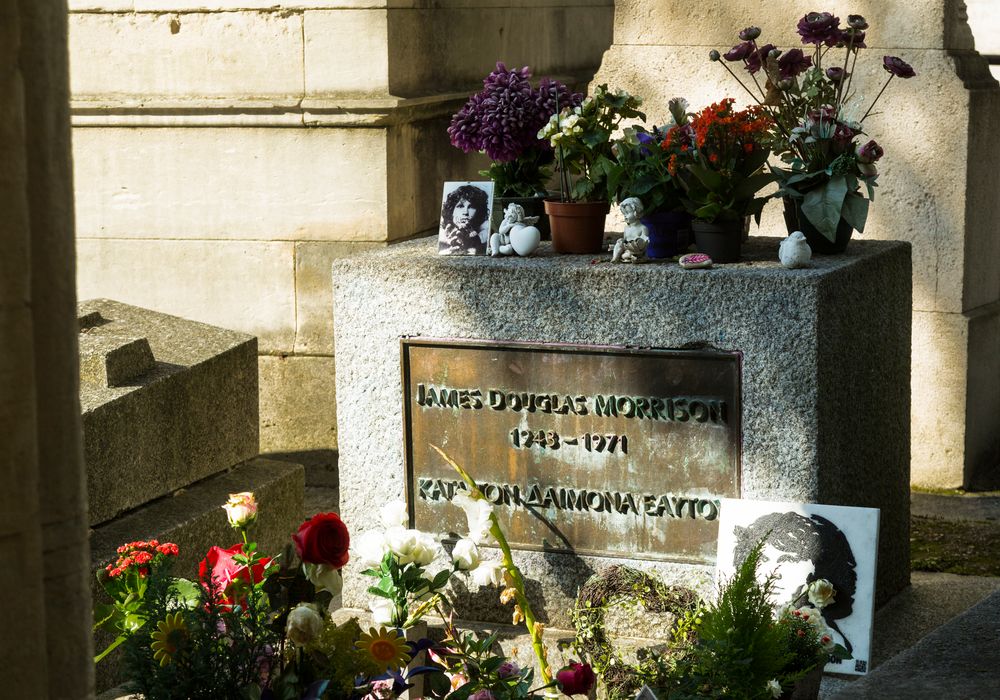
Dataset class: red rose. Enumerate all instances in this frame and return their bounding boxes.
[199,543,271,608]
[292,512,350,568]
[556,662,596,696]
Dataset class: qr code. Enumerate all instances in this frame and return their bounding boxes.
[855,659,868,673]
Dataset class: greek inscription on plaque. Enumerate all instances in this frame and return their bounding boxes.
[401,339,741,563]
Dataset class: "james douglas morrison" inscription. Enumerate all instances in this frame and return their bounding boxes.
[401,339,741,564]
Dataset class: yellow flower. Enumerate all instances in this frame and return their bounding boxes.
[150,611,188,667]
[356,626,411,672]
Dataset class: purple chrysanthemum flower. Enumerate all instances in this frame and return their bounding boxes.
[778,49,813,80]
[746,44,778,74]
[797,12,841,46]
[883,56,916,78]
[447,63,581,162]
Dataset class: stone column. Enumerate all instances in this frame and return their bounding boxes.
[1,0,94,697]
[594,0,1000,489]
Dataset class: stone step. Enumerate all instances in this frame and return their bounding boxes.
[79,299,259,526]
[91,456,304,693]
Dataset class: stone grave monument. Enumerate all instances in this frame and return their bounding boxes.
[331,237,912,636]
[81,299,304,691]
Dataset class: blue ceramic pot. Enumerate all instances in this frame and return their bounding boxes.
[641,210,692,258]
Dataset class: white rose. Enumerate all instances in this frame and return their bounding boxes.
[370,598,395,626]
[470,560,505,588]
[452,492,495,545]
[286,603,324,647]
[385,526,417,564]
[409,530,442,567]
[452,538,480,571]
[807,578,836,609]
[766,679,781,699]
[355,529,388,569]
[793,606,827,634]
[303,562,343,596]
[380,500,408,529]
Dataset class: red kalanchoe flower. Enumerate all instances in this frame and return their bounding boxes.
[293,512,350,569]
[557,662,596,696]
[883,56,916,79]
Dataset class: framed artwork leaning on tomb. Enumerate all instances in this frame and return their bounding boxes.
[438,181,494,255]
[716,499,880,676]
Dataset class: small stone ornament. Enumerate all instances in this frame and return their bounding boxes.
[679,252,713,269]
[490,203,541,257]
[779,230,813,269]
[611,197,650,263]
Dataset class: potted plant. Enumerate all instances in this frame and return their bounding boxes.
[710,12,917,253]
[667,98,774,263]
[537,84,645,253]
[448,63,581,239]
[608,97,693,259]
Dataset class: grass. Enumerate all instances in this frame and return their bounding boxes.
[910,514,1000,577]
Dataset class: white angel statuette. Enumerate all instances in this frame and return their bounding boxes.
[779,230,813,269]
[611,197,649,263]
[490,203,541,257]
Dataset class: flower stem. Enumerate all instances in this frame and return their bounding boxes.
[860,75,893,122]
[430,444,553,686]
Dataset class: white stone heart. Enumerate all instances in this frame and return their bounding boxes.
[510,225,541,256]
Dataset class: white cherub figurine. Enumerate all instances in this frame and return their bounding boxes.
[612,197,649,263]
[779,230,813,268]
[490,203,540,257]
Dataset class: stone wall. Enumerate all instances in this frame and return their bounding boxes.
[593,0,1000,489]
[70,1,614,457]
[1,1,94,697]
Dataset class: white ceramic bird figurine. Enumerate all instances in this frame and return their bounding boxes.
[779,231,812,269]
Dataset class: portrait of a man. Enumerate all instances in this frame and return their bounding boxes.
[438,181,494,256]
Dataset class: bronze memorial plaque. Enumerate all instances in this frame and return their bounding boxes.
[401,339,741,563]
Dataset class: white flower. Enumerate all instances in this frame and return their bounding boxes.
[807,578,836,608]
[380,500,408,529]
[470,559,505,588]
[386,527,441,566]
[560,114,580,130]
[286,603,324,647]
[452,492,495,545]
[767,679,782,698]
[793,606,827,634]
[355,529,388,569]
[222,492,257,529]
[452,538,480,571]
[303,562,343,596]
[819,632,836,651]
[370,598,395,626]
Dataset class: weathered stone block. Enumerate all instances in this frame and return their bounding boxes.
[69,10,303,99]
[332,237,912,627]
[91,456,305,691]
[79,299,259,525]
[304,10,390,96]
[79,332,155,387]
[76,238,297,354]
[259,354,338,452]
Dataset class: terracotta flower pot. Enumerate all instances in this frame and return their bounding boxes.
[544,199,610,254]
[691,218,747,263]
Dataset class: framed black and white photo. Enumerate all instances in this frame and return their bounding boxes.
[716,499,880,675]
[438,181,494,255]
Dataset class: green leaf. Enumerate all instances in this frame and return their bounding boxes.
[841,193,870,232]
[168,578,201,609]
[742,146,771,176]
[688,164,723,191]
[368,586,395,600]
[694,203,721,220]
[801,175,849,242]
[93,634,128,664]
[732,172,777,202]
[431,569,453,590]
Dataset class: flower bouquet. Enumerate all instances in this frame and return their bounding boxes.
[449,63,581,237]
[665,98,774,262]
[93,493,431,699]
[536,84,645,253]
[711,12,918,252]
[607,97,692,258]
